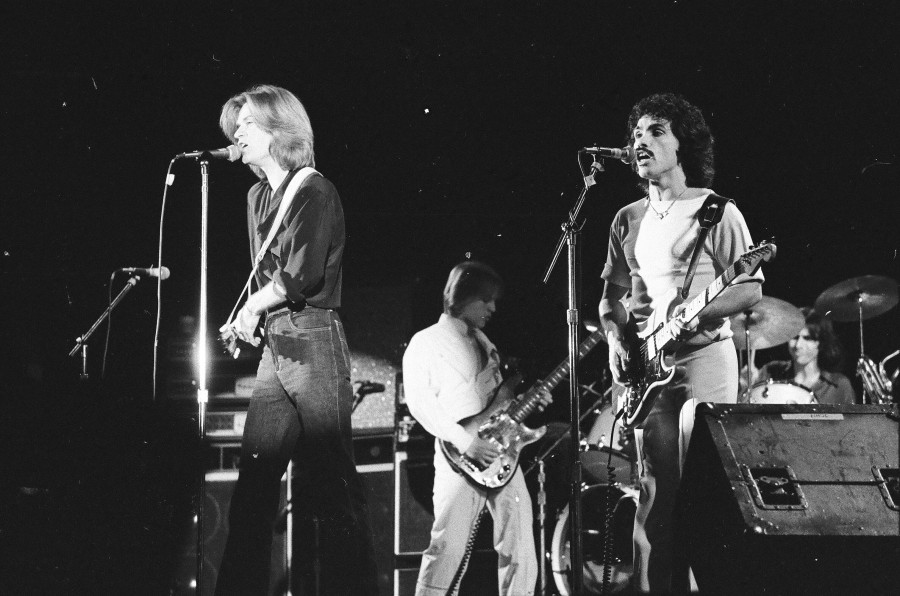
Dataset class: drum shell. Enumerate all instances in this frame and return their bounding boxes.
[581,447,636,487]
[745,380,816,404]
[583,398,638,486]
[550,484,637,595]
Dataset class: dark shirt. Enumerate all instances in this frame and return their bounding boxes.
[246,168,345,309]
[759,360,857,405]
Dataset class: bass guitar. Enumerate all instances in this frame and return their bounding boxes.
[439,329,606,489]
[616,239,776,428]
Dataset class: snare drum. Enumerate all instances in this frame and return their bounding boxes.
[746,379,817,404]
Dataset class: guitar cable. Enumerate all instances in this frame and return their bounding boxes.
[445,504,488,596]
[598,408,626,595]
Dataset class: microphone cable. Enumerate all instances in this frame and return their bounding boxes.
[151,158,177,401]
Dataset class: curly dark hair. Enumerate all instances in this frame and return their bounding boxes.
[800,307,846,372]
[625,92,715,188]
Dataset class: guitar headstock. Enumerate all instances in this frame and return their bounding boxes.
[736,237,776,275]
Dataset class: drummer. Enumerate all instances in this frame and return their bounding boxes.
[743,307,856,404]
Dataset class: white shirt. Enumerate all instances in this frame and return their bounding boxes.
[402,313,503,453]
[603,192,763,342]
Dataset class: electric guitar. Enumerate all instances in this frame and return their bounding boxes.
[616,239,776,428]
[439,329,607,489]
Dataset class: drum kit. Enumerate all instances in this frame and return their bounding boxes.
[731,274,899,405]
[730,295,815,404]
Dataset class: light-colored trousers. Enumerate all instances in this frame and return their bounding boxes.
[416,446,537,596]
[632,339,738,594]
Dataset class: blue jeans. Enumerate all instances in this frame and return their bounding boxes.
[215,307,377,595]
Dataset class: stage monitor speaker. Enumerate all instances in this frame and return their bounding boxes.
[676,403,900,595]
[173,470,288,595]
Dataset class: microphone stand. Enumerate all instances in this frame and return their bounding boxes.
[541,158,603,596]
[68,274,142,379]
[194,158,212,593]
[527,385,611,596]
[741,311,754,398]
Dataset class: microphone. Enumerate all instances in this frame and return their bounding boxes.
[352,381,386,413]
[359,381,386,394]
[176,145,242,161]
[119,266,171,280]
[582,145,635,164]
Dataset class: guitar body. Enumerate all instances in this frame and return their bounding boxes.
[618,289,681,427]
[438,329,608,489]
[615,240,777,428]
[439,409,547,490]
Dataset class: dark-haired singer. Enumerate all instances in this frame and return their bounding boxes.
[599,93,763,593]
[403,261,551,596]
[214,84,376,596]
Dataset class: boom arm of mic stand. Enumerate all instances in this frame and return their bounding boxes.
[541,159,600,285]
[68,276,140,359]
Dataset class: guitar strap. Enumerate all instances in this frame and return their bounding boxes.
[680,192,733,300]
[224,166,321,325]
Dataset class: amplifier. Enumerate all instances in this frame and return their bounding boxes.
[205,409,247,439]
[394,450,435,559]
[173,470,288,595]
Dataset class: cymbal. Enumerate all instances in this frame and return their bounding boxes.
[730,296,805,350]
[814,275,899,322]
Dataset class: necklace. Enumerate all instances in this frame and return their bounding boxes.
[646,187,688,220]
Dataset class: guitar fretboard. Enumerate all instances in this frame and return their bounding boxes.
[645,244,771,361]
[507,330,606,423]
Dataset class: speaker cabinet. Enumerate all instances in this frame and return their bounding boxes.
[358,461,395,596]
[173,470,288,595]
[394,450,435,560]
[676,403,900,595]
[392,450,498,596]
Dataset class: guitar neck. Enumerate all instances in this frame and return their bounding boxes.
[506,329,606,423]
[651,264,741,353]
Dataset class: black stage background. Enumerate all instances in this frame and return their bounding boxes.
[2,1,898,593]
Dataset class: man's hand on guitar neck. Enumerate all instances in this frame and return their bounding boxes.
[670,303,700,341]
